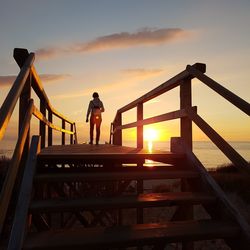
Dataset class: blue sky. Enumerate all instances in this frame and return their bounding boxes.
[0,0,250,146]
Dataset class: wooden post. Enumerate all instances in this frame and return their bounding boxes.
[70,123,73,144]
[137,103,143,149]
[171,137,194,250]
[62,119,65,145]
[113,113,122,146]
[40,99,46,148]
[19,72,31,163]
[14,49,32,178]
[180,78,192,150]
[48,110,53,146]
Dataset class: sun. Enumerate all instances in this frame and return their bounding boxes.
[144,128,158,141]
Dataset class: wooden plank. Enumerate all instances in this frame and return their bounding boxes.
[0,53,34,140]
[186,108,250,174]
[8,136,40,250]
[62,119,65,145]
[37,144,185,164]
[30,192,216,213]
[0,100,34,235]
[35,169,199,183]
[186,65,250,116]
[23,220,238,249]
[114,108,192,132]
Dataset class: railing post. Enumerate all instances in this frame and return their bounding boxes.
[137,103,143,149]
[180,78,192,150]
[14,49,32,169]
[70,123,73,144]
[113,113,122,145]
[48,110,53,146]
[40,99,46,148]
[62,119,65,145]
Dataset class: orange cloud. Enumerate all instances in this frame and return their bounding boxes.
[0,74,71,87]
[36,27,191,59]
[122,68,164,78]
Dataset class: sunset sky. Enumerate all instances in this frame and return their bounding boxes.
[0,0,249,148]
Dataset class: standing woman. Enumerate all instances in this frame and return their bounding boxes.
[86,92,105,145]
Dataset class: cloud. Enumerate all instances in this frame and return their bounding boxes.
[36,27,191,59]
[0,74,70,87]
[122,68,164,78]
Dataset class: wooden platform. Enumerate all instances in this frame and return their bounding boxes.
[38,143,185,164]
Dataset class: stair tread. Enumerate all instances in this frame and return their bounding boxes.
[24,220,239,249]
[30,192,216,212]
[35,169,199,182]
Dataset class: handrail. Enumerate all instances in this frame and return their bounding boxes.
[33,106,74,135]
[175,137,250,244]
[186,108,250,173]
[0,53,35,140]
[115,63,205,118]
[186,65,250,116]
[113,108,195,133]
[8,136,40,250]
[0,99,34,235]
[111,61,249,174]
[31,66,75,124]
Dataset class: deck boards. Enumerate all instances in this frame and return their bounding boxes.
[24,220,239,249]
[38,144,185,163]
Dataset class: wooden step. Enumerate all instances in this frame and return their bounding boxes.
[35,169,199,183]
[30,192,216,213]
[23,220,239,249]
[38,144,185,164]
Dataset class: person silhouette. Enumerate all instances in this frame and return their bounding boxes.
[86,92,105,145]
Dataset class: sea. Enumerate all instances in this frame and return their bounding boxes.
[1,141,249,169]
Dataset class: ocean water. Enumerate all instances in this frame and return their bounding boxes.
[123,141,250,169]
[1,141,249,169]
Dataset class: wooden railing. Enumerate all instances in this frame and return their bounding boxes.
[110,62,250,172]
[0,48,77,236]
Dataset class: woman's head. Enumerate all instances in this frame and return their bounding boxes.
[92,92,99,98]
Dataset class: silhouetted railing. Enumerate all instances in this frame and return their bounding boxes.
[0,48,77,235]
[110,62,250,173]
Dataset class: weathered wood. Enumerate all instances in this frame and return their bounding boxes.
[117,63,205,114]
[33,106,74,135]
[31,66,75,124]
[180,78,192,150]
[38,144,185,164]
[8,136,40,250]
[176,137,250,246]
[0,53,34,140]
[48,110,53,146]
[186,108,250,174]
[62,119,65,145]
[35,169,199,183]
[114,108,195,132]
[23,220,239,249]
[113,112,122,145]
[30,192,216,213]
[186,65,250,116]
[137,103,143,149]
[70,123,73,144]
[0,100,34,235]
[40,99,46,148]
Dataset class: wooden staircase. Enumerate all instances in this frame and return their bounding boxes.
[0,48,250,249]
[9,145,241,249]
